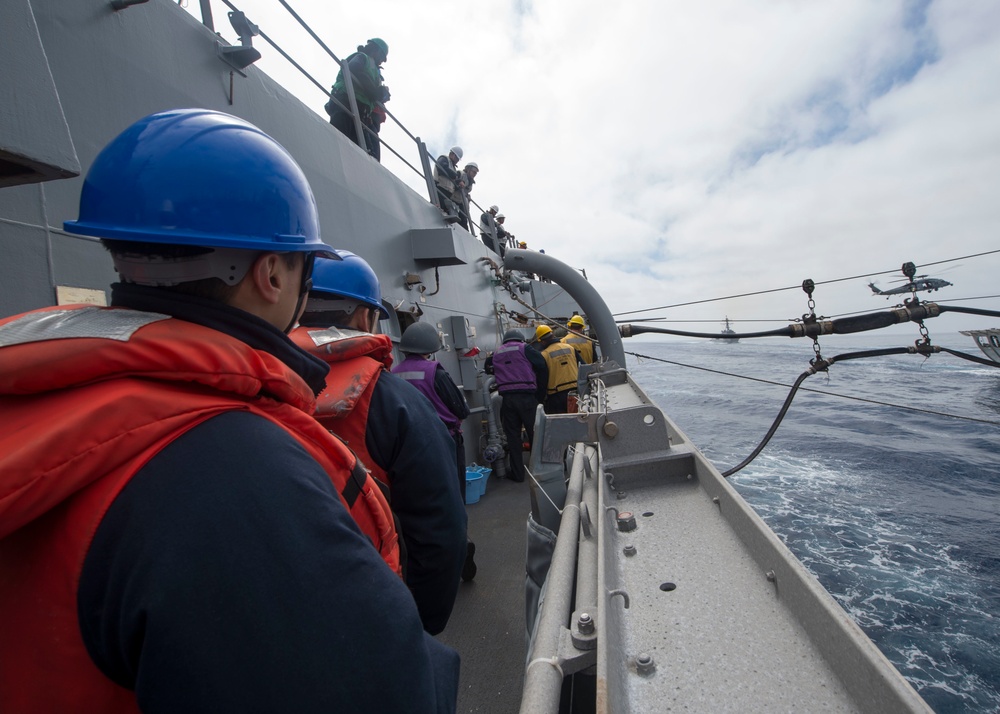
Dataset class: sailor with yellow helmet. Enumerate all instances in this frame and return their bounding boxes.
[534,324,581,414]
[561,314,598,364]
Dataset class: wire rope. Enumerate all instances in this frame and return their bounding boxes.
[612,249,1000,318]
[626,348,1000,477]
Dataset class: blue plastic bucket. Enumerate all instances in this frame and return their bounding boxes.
[467,464,493,495]
[465,471,484,505]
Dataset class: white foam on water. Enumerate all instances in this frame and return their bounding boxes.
[634,338,1000,711]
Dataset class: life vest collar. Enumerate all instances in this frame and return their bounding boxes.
[298,326,394,369]
[0,306,316,411]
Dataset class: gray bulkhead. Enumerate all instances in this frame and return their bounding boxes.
[0,0,520,451]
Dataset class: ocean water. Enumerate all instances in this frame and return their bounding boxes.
[627,331,1000,713]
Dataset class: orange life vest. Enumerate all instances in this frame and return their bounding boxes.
[0,306,399,713]
[290,326,394,486]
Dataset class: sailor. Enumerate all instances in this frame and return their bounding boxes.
[535,324,581,414]
[0,109,459,712]
[479,204,503,255]
[561,314,598,364]
[484,329,548,483]
[434,146,464,223]
[392,321,478,581]
[495,212,514,248]
[290,252,467,634]
[454,162,478,230]
[326,37,390,161]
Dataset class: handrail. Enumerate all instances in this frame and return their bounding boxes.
[197,0,501,233]
[520,446,589,712]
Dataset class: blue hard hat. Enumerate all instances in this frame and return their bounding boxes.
[308,251,389,318]
[64,108,335,255]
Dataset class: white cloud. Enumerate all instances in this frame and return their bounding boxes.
[210,0,1000,333]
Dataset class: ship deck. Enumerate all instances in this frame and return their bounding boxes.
[438,473,531,713]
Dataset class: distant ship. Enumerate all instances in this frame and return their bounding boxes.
[716,316,739,342]
[960,328,1000,364]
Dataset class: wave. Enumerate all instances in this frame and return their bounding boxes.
[631,340,1000,712]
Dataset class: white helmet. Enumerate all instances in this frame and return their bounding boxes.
[489,204,499,212]
[496,213,505,220]
[465,162,479,171]
[450,146,464,160]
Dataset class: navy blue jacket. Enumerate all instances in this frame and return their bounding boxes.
[78,285,459,713]
[365,370,468,634]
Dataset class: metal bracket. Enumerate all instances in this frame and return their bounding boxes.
[557,626,597,676]
[539,411,600,462]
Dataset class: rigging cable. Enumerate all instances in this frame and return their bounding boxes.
[626,348,1000,478]
[501,283,603,349]
[622,294,1000,325]
[612,248,1000,318]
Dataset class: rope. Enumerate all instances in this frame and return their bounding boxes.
[612,248,1000,318]
[505,290,602,348]
[525,466,564,515]
[626,349,1000,437]
[626,294,1000,326]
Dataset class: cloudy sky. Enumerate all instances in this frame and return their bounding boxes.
[204,0,999,337]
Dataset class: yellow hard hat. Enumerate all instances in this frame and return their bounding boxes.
[567,315,585,328]
[534,324,552,341]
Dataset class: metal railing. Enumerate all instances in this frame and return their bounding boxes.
[197,0,505,242]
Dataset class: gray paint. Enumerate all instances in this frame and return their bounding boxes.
[0,0,80,186]
[522,372,930,712]
[504,247,625,366]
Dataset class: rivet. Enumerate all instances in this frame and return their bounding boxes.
[766,570,776,582]
[636,652,656,675]
[623,545,636,557]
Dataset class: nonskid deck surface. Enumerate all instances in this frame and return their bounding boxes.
[605,475,861,712]
[437,473,532,713]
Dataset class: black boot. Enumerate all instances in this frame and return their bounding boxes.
[462,541,477,582]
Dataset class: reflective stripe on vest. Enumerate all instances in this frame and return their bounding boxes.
[0,306,401,711]
[562,334,594,364]
[493,341,536,392]
[541,343,578,394]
